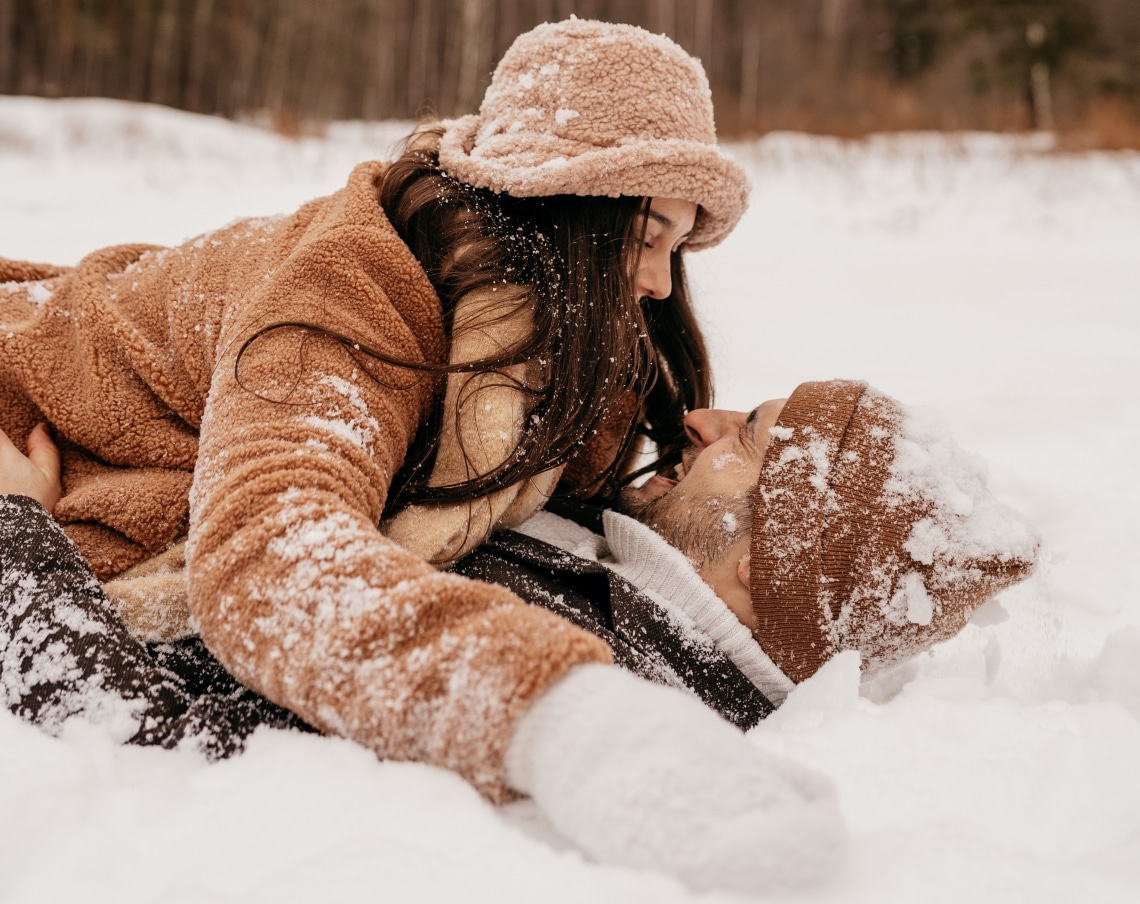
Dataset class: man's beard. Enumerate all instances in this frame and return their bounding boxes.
[616,481,751,572]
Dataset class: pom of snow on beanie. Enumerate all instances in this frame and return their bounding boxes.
[885,402,1038,564]
[904,517,950,565]
[885,406,980,519]
[888,571,936,626]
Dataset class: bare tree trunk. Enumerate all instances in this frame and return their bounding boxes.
[497,0,520,65]
[739,5,761,128]
[56,0,78,95]
[150,0,180,106]
[408,0,433,115]
[819,0,848,76]
[29,0,58,96]
[185,0,216,113]
[298,4,331,119]
[76,0,101,97]
[228,0,264,116]
[364,0,398,120]
[0,0,13,92]
[127,3,151,102]
[262,0,295,118]
[693,0,713,71]
[818,0,849,119]
[457,0,493,112]
[1030,62,1054,131]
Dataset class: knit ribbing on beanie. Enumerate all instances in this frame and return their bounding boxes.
[749,380,1038,685]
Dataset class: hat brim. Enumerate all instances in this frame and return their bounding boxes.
[439,115,748,251]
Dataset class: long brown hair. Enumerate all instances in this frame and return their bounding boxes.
[382,125,713,508]
[248,124,711,509]
[625,253,712,488]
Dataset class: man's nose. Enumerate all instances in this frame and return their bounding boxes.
[637,254,672,300]
[683,409,747,449]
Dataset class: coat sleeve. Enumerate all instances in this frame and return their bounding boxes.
[185,239,612,802]
[0,494,305,754]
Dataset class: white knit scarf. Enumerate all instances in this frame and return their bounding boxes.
[519,509,795,705]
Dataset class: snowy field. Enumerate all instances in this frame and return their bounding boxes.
[2,96,1139,903]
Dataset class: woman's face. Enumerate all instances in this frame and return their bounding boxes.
[635,198,698,300]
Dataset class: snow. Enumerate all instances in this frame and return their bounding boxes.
[3,97,1140,902]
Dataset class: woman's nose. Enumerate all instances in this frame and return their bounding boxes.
[683,409,747,449]
[636,252,672,300]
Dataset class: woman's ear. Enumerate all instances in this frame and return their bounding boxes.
[736,552,750,590]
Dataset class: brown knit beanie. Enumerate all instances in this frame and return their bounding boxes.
[437,17,748,250]
[750,380,1039,683]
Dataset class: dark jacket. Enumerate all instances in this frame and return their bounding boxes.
[453,527,774,730]
[0,494,771,756]
[0,493,311,755]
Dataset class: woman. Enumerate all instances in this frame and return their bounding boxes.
[1,20,843,891]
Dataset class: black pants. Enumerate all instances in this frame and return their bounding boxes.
[0,494,312,757]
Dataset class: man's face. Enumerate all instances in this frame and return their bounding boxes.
[619,399,788,572]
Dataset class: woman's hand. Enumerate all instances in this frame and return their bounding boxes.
[505,664,845,892]
[0,423,62,512]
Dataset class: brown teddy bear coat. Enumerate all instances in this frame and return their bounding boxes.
[0,161,611,801]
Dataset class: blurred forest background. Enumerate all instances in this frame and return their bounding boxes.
[2,0,1138,146]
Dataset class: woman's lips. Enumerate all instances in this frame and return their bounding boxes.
[637,473,678,501]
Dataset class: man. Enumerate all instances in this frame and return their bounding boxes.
[2,378,1038,719]
[490,379,1038,716]
[0,379,1036,890]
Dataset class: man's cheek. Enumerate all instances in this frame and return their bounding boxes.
[709,452,744,472]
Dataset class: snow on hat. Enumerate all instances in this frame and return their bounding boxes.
[437,17,749,250]
[750,380,1039,683]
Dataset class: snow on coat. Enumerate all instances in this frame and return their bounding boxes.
[0,161,612,801]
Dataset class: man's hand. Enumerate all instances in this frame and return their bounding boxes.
[0,423,62,512]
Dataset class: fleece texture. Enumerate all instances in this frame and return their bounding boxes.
[104,286,563,641]
[438,18,748,250]
[382,288,563,564]
[0,161,612,800]
[102,541,194,642]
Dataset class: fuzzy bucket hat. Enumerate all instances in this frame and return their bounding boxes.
[750,380,1039,683]
[438,17,749,250]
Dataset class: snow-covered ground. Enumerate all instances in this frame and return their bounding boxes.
[2,96,1138,903]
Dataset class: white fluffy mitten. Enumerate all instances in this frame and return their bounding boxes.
[505,664,845,892]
